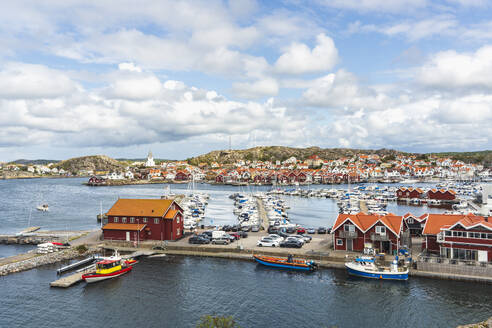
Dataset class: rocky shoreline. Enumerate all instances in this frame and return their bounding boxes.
[458,317,492,328]
[0,248,94,276]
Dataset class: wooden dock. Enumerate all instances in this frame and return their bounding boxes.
[50,272,85,288]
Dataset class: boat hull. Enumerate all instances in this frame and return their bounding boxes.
[345,263,408,280]
[253,255,315,271]
[82,266,132,283]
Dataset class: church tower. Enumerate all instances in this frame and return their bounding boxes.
[145,150,155,167]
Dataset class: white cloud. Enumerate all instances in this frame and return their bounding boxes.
[232,78,279,99]
[107,75,162,100]
[118,62,142,72]
[274,33,338,75]
[0,63,78,99]
[0,64,305,149]
[351,16,458,41]
[418,45,492,90]
[302,70,390,110]
[318,0,428,13]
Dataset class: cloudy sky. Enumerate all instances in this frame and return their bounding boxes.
[1,0,491,161]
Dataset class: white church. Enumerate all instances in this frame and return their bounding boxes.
[145,150,155,167]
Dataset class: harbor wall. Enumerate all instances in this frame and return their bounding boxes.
[0,249,94,276]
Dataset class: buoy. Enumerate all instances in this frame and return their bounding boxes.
[379,275,382,279]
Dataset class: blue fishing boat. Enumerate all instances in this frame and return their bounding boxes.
[253,254,318,271]
[345,256,408,280]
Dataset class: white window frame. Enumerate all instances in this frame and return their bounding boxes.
[344,224,355,232]
[336,239,343,246]
[375,226,386,235]
[122,217,127,223]
[130,217,135,223]
[154,218,159,224]
[114,217,118,223]
[143,218,147,223]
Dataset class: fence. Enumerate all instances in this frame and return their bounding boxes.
[417,256,492,277]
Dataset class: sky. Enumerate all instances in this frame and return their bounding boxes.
[0,0,491,161]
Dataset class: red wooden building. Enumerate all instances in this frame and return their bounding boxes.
[331,213,408,254]
[422,213,492,262]
[175,171,191,181]
[396,187,424,199]
[427,189,456,201]
[102,198,184,242]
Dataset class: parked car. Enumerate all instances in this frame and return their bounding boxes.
[241,226,251,232]
[280,240,303,248]
[189,236,210,244]
[230,232,241,240]
[278,231,289,239]
[286,226,296,233]
[231,225,240,232]
[257,237,280,247]
[203,230,213,238]
[307,228,316,234]
[286,236,305,245]
[317,227,327,234]
[222,225,232,232]
[223,233,236,242]
[268,226,279,234]
[212,237,230,245]
[251,226,260,232]
[268,234,284,243]
[296,227,306,234]
[197,233,211,240]
[238,231,248,238]
[299,234,312,243]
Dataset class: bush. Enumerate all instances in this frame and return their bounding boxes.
[75,245,88,254]
[197,315,239,328]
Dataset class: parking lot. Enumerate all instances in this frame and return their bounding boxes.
[174,228,334,255]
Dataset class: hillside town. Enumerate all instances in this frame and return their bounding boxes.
[2,150,491,184]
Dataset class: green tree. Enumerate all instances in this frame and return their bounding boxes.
[197,315,239,328]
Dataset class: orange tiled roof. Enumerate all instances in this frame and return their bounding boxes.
[106,199,173,217]
[332,213,403,236]
[422,214,485,235]
[102,223,146,231]
[164,209,178,219]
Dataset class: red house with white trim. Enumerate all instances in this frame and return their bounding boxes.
[102,198,184,242]
[422,213,492,262]
[331,213,409,254]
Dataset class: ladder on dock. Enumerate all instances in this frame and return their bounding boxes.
[56,255,95,275]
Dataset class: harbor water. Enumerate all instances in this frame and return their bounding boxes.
[1,178,491,327]
[1,255,492,327]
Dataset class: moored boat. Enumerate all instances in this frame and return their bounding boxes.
[253,254,318,271]
[82,255,133,283]
[345,256,408,280]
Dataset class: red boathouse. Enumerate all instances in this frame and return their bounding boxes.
[102,198,183,242]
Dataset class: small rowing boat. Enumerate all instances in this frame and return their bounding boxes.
[253,254,318,271]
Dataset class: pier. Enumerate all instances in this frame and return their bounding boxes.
[255,197,269,230]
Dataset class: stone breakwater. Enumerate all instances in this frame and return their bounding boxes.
[0,249,93,276]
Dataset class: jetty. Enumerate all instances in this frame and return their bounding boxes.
[255,197,269,230]
[50,265,95,288]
